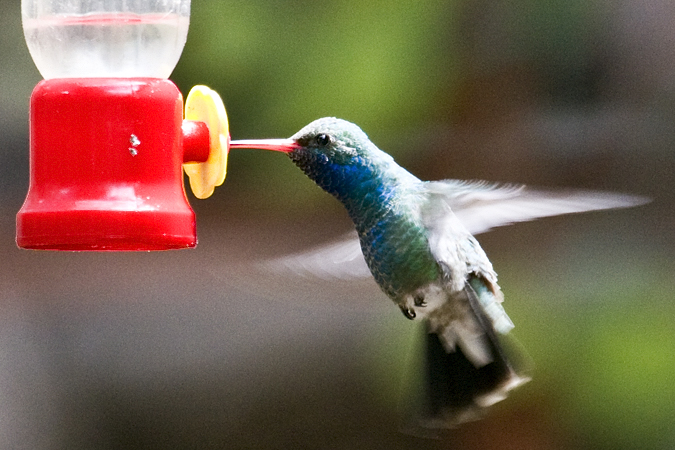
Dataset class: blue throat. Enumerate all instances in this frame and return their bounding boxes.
[290,151,401,230]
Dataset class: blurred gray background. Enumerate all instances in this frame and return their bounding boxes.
[1,0,674,449]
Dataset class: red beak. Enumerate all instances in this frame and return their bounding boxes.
[229,139,300,153]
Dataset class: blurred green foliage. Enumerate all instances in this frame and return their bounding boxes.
[175,0,459,135]
[503,260,675,450]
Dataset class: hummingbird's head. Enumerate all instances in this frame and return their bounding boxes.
[230,117,379,161]
[288,117,376,164]
[229,117,396,196]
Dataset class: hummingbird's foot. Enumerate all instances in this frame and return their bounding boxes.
[400,305,416,320]
[414,294,427,307]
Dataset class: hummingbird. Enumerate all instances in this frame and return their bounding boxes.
[229,117,647,427]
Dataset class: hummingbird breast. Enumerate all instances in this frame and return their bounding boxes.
[354,190,441,301]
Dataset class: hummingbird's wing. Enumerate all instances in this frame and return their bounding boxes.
[426,180,650,235]
[260,232,372,280]
[263,182,648,280]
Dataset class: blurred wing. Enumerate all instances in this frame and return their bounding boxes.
[426,180,650,235]
[260,232,372,280]
[261,181,648,280]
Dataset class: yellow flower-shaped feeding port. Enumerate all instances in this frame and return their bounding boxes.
[183,85,229,199]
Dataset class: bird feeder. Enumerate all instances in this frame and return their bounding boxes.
[17,0,229,250]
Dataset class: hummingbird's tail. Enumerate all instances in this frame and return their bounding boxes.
[418,277,530,428]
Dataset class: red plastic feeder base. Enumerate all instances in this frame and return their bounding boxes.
[17,78,198,251]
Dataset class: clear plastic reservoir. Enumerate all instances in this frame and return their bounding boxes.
[22,0,190,79]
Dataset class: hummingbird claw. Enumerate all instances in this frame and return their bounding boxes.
[400,305,416,320]
[414,294,426,307]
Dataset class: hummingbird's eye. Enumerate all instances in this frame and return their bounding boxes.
[315,133,332,147]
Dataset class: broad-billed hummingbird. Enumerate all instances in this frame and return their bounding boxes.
[230,117,647,427]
